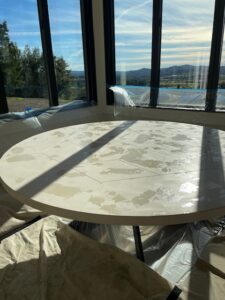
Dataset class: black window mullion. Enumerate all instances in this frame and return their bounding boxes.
[205,0,225,112]
[103,0,116,105]
[149,0,163,107]
[0,68,8,114]
[80,0,97,102]
[37,0,58,107]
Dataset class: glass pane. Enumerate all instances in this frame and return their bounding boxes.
[0,0,49,112]
[159,0,214,109]
[114,0,152,88]
[48,0,86,105]
[218,40,225,110]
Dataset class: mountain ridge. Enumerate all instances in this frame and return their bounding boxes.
[72,65,225,78]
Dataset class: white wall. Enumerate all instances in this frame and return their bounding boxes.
[92,0,107,110]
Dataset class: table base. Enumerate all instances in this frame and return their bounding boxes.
[133,226,145,262]
[69,221,145,262]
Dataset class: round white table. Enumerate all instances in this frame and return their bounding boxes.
[1,120,225,226]
[1,120,225,262]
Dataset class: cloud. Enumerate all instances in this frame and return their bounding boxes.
[117,48,150,54]
[161,46,210,53]
[1,0,220,71]
[115,0,152,22]
[10,29,82,37]
[114,0,215,70]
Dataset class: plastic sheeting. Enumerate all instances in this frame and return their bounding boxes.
[110,86,150,107]
[178,234,225,299]
[1,215,225,299]
[110,85,210,113]
[73,220,225,299]
[0,216,173,300]
[74,220,218,285]
[110,86,136,116]
[0,100,90,124]
[110,86,147,117]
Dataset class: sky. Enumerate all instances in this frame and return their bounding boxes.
[115,0,215,71]
[0,0,84,70]
[0,0,220,71]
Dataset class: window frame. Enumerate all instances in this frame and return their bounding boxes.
[103,0,116,105]
[205,0,225,111]
[150,0,163,108]
[108,0,225,112]
[80,0,97,102]
[0,68,8,114]
[0,0,96,114]
[37,0,59,106]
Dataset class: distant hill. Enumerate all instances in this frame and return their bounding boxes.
[161,65,197,77]
[121,65,225,77]
[125,68,150,78]
[71,65,225,79]
[71,71,85,77]
[118,65,207,80]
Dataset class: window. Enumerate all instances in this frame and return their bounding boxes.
[110,0,225,112]
[0,0,49,112]
[159,0,214,109]
[48,0,86,105]
[0,0,95,115]
[114,0,152,89]
[217,39,225,111]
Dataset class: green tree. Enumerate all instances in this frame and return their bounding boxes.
[21,45,44,97]
[7,42,23,89]
[0,21,10,63]
[54,57,74,100]
[0,21,23,96]
[0,20,79,100]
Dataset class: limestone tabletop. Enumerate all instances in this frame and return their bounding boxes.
[1,120,225,225]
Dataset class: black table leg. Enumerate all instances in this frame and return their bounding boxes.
[69,220,83,231]
[133,226,145,262]
[0,215,42,242]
